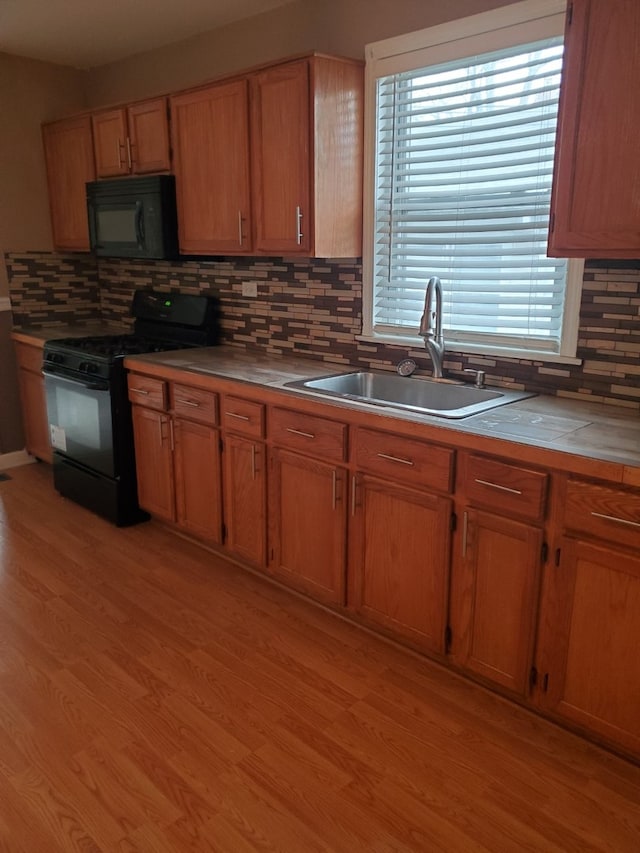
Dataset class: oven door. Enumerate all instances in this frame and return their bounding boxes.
[43,369,115,478]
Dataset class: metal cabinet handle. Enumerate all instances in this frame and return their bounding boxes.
[251,444,257,480]
[286,427,315,439]
[377,452,414,467]
[238,211,243,247]
[175,398,200,407]
[169,419,175,452]
[117,139,124,168]
[332,469,337,510]
[126,137,133,170]
[351,475,357,516]
[226,412,250,421]
[462,511,468,558]
[131,387,150,395]
[295,206,303,245]
[591,511,640,529]
[475,478,522,496]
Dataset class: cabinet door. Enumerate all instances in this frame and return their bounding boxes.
[16,367,52,463]
[127,98,170,174]
[42,116,95,250]
[269,448,346,605]
[223,434,266,567]
[350,474,451,653]
[541,539,640,755]
[251,60,310,253]
[452,509,543,695]
[131,406,175,522]
[92,109,129,178]
[170,80,252,254]
[173,418,222,543]
[549,0,640,257]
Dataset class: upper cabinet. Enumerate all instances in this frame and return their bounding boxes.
[92,98,170,178]
[42,115,96,251]
[170,80,252,254]
[170,55,364,258]
[251,56,364,258]
[548,0,640,258]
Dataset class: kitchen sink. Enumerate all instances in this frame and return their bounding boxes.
[285,371,533,418]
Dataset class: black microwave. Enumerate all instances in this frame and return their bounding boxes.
[87,175,179,259]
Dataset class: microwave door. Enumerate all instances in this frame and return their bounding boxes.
[90,200,145,256]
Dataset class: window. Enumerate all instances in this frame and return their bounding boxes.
[363,0,583,361]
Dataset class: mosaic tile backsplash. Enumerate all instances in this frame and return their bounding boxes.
[6,251,640,409]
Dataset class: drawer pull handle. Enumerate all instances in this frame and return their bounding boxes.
[377,452,414,467]
[286,427,315,439]
[591,511,640,529]
[131,388,150,395]
[226,412,250,421]
[462,511,468,558]
[475,478,522,496]
[175,398,200,407]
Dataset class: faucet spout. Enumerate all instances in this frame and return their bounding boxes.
[419,276,445,379]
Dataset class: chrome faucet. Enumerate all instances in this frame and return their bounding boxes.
[419,275,445,379]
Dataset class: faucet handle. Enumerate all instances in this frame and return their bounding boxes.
[464,368,486,388]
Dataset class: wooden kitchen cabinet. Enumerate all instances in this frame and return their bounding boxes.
[92,98,170,178]
[170,80,252,254]
[348,427,454,653]
[130,404,175,522]
[549,0,640,257]
[13,340,52,463]
[268,407,349,605]
[221,396,267,568]
[251,55,363,257]
[536,477,640,756]
[129,373,222,542]
[450,453,548,696]
[42,115,95,251]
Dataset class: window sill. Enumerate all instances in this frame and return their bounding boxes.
[356,332,583,366]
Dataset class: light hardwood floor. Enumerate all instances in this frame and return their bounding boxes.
[1,463,639,852]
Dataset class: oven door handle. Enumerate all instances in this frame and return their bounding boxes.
[43,369,109,393]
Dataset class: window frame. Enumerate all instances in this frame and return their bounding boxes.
[361,0,583,364]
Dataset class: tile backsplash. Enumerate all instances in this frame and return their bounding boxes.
[6,251,640,410]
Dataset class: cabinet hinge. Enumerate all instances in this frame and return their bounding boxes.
[444,625,452,654]
[542,673,549,693]
[530,666,538,689]
[541,542,549,564]
[555,547,561,567]
[450,512,457,533]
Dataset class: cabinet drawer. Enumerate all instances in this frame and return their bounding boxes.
[466,454,548,522]
[222,396,265,438]
[171,383,218,425]
[128,374,167,410]
[564,479,640,549]
[270,407,347,463]
[15,342,44,373]
[353,427,454,493]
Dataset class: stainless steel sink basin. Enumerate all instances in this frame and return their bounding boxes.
[285,371,533,418]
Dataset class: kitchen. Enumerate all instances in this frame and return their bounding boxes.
[2,0,640,849]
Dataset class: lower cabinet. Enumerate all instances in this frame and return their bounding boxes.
[129,374,222,544]
[13,340,52,463]
[451,509,543,696]
[223,433,266,567]
[269,447,347,605]
[540,539,640,755]
[131,405,175,521]
[349,473,451,654]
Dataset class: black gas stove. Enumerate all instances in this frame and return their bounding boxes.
[42,289,220,526]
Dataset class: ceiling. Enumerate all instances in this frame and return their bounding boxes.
[0,0,296,69]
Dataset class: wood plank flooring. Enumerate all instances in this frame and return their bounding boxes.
[1,463,639,852]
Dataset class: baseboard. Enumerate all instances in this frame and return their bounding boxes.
[0,450,36,470]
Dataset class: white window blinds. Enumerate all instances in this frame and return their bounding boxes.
[373,36,568,353]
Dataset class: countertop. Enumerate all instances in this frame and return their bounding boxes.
[11,323,129,346]
[124,345,640,481]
